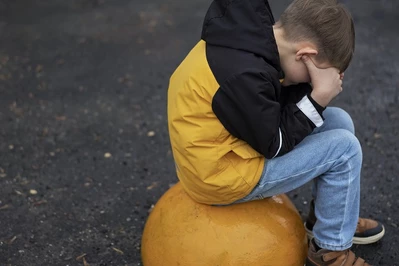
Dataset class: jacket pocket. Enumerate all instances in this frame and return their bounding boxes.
[231,144,262,159]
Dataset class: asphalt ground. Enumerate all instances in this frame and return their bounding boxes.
[0,0,398,265]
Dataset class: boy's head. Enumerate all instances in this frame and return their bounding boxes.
[274,0,355,85]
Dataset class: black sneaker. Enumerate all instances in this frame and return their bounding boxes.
[304,200,385,245]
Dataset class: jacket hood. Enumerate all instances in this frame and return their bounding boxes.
[201,0,281,72]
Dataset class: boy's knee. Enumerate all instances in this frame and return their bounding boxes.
[326,107,355,133]
[335,129,362,157]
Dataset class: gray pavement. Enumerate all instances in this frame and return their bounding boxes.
[0,0,398,265]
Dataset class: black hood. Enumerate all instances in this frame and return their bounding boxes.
[201,0,281,72]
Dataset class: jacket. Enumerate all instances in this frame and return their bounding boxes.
[167,0,323,204]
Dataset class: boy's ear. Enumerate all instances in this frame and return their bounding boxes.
[295,47,318,61]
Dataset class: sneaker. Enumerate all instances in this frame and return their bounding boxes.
[306,239,371,266]
[305,200,385,245]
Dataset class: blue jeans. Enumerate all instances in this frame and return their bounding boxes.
[235,107,361,251]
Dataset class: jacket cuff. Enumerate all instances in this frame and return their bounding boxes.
[307,93,326,117]
[296,95,324,127]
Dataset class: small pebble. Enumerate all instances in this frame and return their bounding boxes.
[29,189,38,195]
[147,131,155,137]
[104,153,112,158]
[148,204,155,213]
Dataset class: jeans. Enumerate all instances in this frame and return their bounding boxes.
[235,107,361,251]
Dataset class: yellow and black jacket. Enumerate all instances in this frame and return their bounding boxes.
[168,0,324,205]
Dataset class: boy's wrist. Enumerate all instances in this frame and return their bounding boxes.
[307,93,326,116]
[310,91,329,108]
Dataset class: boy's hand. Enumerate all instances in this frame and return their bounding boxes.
[302,56,343,107]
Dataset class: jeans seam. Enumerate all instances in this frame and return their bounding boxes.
[339,154,352,246]
[260,159,336,188]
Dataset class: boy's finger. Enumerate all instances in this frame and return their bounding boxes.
[301,56,317,71]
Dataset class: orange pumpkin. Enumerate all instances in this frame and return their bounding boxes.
[141,182,307,266]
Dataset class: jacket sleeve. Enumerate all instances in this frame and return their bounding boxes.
[212,71,324,159]
[279,83,312,107]
[280,83,326,117]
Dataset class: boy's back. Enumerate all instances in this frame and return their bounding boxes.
[168,40,265,205]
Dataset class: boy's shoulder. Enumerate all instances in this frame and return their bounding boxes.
[206,44,281,85]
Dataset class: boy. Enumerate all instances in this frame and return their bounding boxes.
[167,0,385,265]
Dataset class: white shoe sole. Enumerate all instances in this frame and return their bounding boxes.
[305,223,385,245]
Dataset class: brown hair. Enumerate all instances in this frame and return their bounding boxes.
[276,0,355,72]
